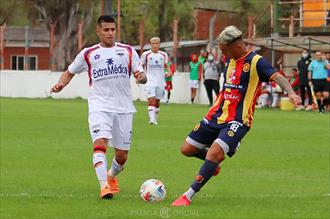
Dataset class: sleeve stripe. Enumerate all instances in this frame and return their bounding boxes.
[83,45,100,86]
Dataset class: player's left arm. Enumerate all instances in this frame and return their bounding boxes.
[132,48,147,84]
[271,73,301,105]
[134,71,147,84]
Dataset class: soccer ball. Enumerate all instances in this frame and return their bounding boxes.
[139,179,166,202]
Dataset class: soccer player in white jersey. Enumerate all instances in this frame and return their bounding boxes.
[140,37,172,125]
[51,15,147,199]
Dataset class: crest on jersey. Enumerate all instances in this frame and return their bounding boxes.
[227,130,235,137]
[116,49,125,56]
[94,54,100,60]
[193,123,200,131]
[106,58,114,65]
[243,63,250,72]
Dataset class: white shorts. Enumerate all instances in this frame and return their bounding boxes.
[145,86,165,99]
[189,80,200,88]
[88,112,133,150]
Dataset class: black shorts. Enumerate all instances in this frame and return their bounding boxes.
[186,119,249,157]
[312,79,329,93]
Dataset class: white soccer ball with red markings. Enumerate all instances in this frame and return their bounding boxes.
[139,179,166,202]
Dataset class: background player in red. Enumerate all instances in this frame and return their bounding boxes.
[165,57,175,104]
[289,68,300,94]
[171,26,300,206]
[189,53,203,103]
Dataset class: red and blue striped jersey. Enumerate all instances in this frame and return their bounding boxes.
[205,51,278,128]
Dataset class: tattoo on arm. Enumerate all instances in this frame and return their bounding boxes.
[273,73,294,94]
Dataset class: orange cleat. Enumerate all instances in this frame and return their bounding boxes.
[100,185,113,199]
[171,195,191,206]
[107,176,120,194]
[213,166,221,176]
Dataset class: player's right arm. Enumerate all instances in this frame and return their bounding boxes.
[50,48,88,93]
[51,70,75,93]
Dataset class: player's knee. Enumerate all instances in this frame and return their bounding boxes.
[180,145,193,157]
[207,152,225,163]
[116,157,127,165]
[148,98,156,106]
[206,145,225,163]
[115,150,128,165]
[93,138,107,148]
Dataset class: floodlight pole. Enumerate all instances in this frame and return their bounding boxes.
[270,39,274,108]
[0,24,5,70]
[173,18,179,73]
[139,20,144,56]
[100,0,105,15]
[49,21,56,71]
[117,0,121,42]
[78,22,84,50]
[24,25,30,70]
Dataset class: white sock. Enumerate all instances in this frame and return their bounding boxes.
[183,187,196,201]
[109,158,125,177]
[155,107,160,122]
[148,106,155,123]
[93,152,108,189]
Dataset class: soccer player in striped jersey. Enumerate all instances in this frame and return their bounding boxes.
[141,37,172,125]
[171,26,301,206]
[51,15,147,199]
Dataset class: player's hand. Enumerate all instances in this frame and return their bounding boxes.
[50,83,64,93]
[288,92,301,106]
[165,72,171,78]
[135,72,147,84]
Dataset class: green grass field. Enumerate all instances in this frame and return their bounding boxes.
[0,98,329,219]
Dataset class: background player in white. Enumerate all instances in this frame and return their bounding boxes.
[141,37,172,125]
[50,15,147,199]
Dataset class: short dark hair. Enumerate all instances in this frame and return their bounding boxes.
[292,68,298,71]
[97,15,115,26]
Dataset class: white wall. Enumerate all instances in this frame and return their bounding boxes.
[0,70,223,104]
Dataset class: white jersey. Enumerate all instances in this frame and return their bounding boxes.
[68,42,143,113]
[140,50,168,87]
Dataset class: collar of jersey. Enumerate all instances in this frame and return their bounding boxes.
[99,42,116,48]
[233,50,252,62]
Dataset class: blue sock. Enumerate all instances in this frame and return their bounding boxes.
[190,159,219,193]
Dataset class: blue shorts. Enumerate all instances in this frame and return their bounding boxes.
[186,119,249,157]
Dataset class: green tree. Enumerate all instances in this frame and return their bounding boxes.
[118,0,194,44]
[23,0,97,70]
[0,0,27,25]
[228,0,272,37]
[155,0,194,41]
